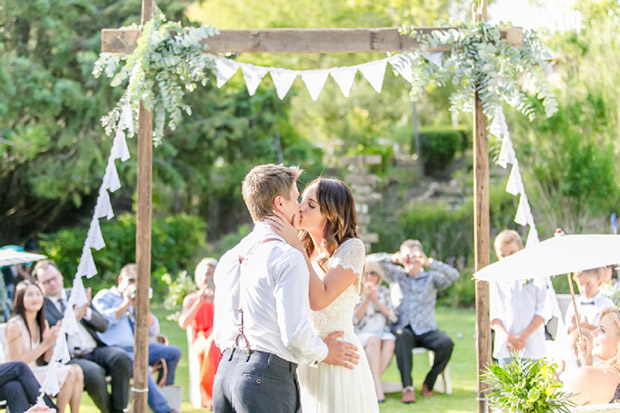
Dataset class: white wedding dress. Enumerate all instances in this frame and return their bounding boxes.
[298,238,379,413]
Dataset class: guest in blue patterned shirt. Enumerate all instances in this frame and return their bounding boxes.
[368,239,459,403]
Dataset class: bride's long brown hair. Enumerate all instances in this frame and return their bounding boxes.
[299,177,359,271]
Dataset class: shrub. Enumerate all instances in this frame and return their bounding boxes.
[39,213,207,295]
[414,127,463,175]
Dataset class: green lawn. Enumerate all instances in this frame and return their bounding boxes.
[79,307,478,412]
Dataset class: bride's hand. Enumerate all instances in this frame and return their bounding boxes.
[265,211,304,251]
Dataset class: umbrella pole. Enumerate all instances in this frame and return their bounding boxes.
[566,272,583,341]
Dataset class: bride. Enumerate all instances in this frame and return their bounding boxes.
[267,177,379,413]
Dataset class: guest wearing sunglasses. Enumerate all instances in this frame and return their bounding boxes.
[354,259,397,403]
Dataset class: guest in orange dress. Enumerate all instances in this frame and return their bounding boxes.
[179,258,219,409]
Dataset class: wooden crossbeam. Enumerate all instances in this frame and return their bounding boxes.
[101,27,523,54]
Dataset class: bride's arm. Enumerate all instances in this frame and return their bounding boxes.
[265,213,358,311]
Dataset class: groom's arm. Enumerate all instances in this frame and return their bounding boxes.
[274,250,328,366]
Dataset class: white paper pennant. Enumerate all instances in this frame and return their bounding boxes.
[111,129,130,162]
[490,110,508,139]
[215,58,240,88]
[62,304,80,337]
[422,52,443,67]
[103,159,121,193]
[526,224,540,246]
[330,67,357,97]
[505,162,522,196]
[301,70,329,101]
[86,218,105,251]
[70,275,88,307]
[95,189,113,220]
[52,334,71,365]
[389,54,413,84]
[77,247,97,278]
[497,137,516,168]
[359,59,388,93]
[120,103,133,135]
[241,64,269,96]
[270,69,298,100]
[42,362,61,396]
[514,194,530,226]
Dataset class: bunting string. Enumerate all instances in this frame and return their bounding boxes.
[212,52,443,100]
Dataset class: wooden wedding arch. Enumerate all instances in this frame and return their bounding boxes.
[101,0,523,411]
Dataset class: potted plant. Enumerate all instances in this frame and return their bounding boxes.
[482,354,574,412]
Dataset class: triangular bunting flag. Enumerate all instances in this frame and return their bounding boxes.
[497,138,516,168]
[103,159,121,193]
[270,69,298,100]
[120,102,134,136]
[490,110,508,139]
[526,224,540,246]
[389,54,413,84]
[330,67,357,97]
[505,162,522,196]
[95,189,113,220]
[215,57,239,88]
[301,70,329,101]
[111,129,130,162]
[77,247,97,278]
[422,52,443,67]
[241,64,268,96]
[62,304,80,337]
[86,218,105,251]
[359,59,388,93]
[42,362,61,396]
[514,194,530,226]
[70,275,89,307]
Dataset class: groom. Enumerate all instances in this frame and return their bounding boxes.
[213,164,359,413]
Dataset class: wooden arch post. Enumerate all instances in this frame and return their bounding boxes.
[133,0,154,411]
[473,2,492,412]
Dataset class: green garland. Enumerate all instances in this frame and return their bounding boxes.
[93,10,219,144]
[400,21,558,121]
[93,14,557,145]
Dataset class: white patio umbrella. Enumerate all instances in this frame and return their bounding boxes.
[0,249,47,267]
[474,234,620,340]
[474,234,620,282]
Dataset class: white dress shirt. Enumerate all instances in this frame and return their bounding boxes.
[490,278,552,360]
[563,291,614,331]
[52,290,98,354]
[214,221,328,366]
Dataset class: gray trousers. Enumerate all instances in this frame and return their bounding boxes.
[213,348,300,413]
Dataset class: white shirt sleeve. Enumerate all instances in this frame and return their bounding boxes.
[273,250,328,366]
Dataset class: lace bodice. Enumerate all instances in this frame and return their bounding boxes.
[310,238,366,336]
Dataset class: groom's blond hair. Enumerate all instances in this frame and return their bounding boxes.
[242,164,302,222]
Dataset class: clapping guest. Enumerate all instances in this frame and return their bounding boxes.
[5,280,83,413]
[354,259,397,403]
[564,307,620,405]
[178,258,220,409]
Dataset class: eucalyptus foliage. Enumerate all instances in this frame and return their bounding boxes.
[482,355,574,413]
[399,22,558,122]
[93,10,219,144]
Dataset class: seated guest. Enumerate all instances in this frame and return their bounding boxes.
[565,268,614,336]
[564,307,620,405]
[368,239,460,403]
[178,257,220,409]
[5,280,84,413]
[33,259,131,413]
[0,360,58,412]
[354,259,397,403]
[93,263,181,413]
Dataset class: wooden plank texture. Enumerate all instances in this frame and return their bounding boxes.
[102,27,523,54]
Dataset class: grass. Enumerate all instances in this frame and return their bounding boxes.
[79,307,478,412]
